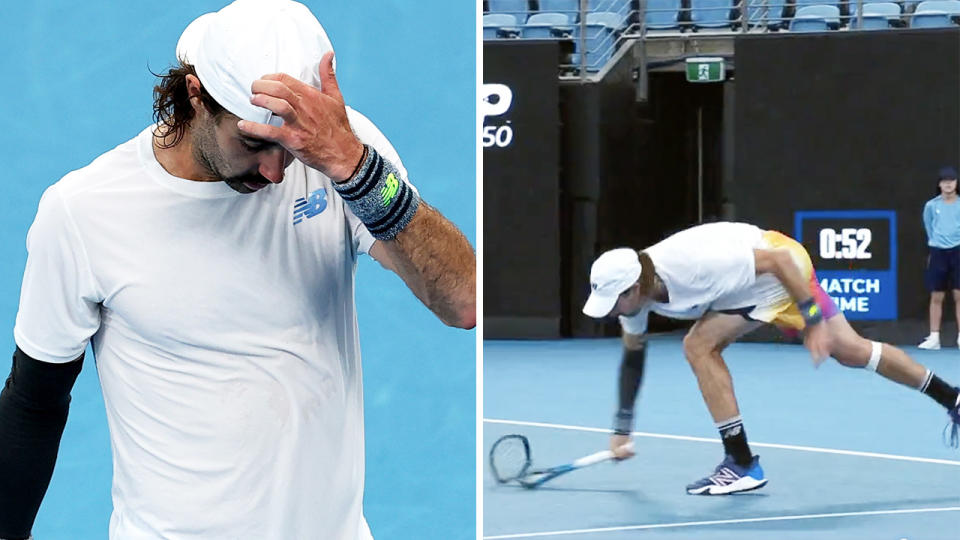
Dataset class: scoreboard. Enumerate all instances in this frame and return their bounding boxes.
[794,210,897,320]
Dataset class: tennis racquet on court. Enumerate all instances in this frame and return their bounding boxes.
[489,434,633,489]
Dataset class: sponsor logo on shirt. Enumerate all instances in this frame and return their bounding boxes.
[293,189,328,225]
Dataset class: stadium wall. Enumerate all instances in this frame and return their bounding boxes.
[732,28,960,343]
[483,41,564,338]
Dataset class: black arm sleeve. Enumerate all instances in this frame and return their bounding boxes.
[0,347,83,540]
[613,344,646,435]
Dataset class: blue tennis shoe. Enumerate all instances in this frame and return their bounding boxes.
[686,455,768,495]
[947,391,960,448]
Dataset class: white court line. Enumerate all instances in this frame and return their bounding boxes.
[483,418,960,466]
[482,507,960,539]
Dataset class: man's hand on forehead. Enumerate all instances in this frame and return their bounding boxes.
[237,51,364,183]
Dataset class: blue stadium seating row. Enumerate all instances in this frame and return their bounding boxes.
[483,1,632,71]
[483,11,628,37]
[484,0,960,31]
[483,0,959,72]
[486,0,632,21]
[483,10,626,71]
[790,0,960,31]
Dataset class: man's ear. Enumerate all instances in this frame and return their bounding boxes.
[185,74,204,115]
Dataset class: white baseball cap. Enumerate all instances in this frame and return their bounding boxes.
[582,248,643,318]
[175,0,335,127]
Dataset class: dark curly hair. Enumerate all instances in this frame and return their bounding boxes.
[152,60,226,148]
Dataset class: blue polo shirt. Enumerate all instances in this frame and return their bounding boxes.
[924,195,960,248]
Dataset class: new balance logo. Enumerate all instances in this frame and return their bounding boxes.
[381,173,399,206]
[293,189,327,225]
[722,425,742,438]
[711,467,740,486]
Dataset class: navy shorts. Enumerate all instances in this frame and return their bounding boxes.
[925,246,960,292]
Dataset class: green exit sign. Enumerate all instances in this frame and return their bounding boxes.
[685,57,725,83]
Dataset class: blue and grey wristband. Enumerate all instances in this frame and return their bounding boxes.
[613,409,634,436]
[333,145,420,240]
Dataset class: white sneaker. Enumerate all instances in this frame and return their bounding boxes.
[919,335,941,350]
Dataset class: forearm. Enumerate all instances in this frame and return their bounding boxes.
[774,258,814,304]
[755,249,813,304]
[378,203,476,328]
[332,144,476,328]
[613,335,647,435]
[0,348,82,539]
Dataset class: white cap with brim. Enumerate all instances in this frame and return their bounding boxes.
[582,248,643,318]
[175,0,335,127]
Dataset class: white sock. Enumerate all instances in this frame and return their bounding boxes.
[929,331,940,340]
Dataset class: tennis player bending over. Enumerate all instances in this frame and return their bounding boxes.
[582,222,960,495]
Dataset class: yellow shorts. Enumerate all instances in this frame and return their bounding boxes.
[726,230,838,332]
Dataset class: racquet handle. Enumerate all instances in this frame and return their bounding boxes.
[571,442,635,468]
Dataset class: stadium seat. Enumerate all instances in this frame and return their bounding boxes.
[690,0,735,27]
[644,0,682,28]
[856,14,891,26]
[522,12,574,38]
[845,0,895,14]
[489,0,531,22]
[863,1,901,17]
[849,2,900,27]
[916,0,960,13]
[569,32,614,71]
[911,10,954,24]
[795,0,839,10]
[790,17,831,30]
[484,13,520,38]
[794,0,840,28]
[538,0,580,22]
[790,4,841,30]
[568,10,623,71]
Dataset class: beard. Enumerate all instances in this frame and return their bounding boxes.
[191,117,271,194]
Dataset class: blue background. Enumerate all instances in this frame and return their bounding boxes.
[0,1,476,538]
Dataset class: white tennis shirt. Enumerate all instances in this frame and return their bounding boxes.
[14,108,406,539]
[619,222,765,335]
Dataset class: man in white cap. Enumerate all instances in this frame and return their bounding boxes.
[0,1,474,539]
[582,221,960,495]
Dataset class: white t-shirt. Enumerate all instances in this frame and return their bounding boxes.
[619,222,765,335]
[14,107,406,539]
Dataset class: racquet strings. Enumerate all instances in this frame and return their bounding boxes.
[490,434,532,483]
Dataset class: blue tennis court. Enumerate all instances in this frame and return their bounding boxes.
[483,337,960,539]
[0,2,474,539]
